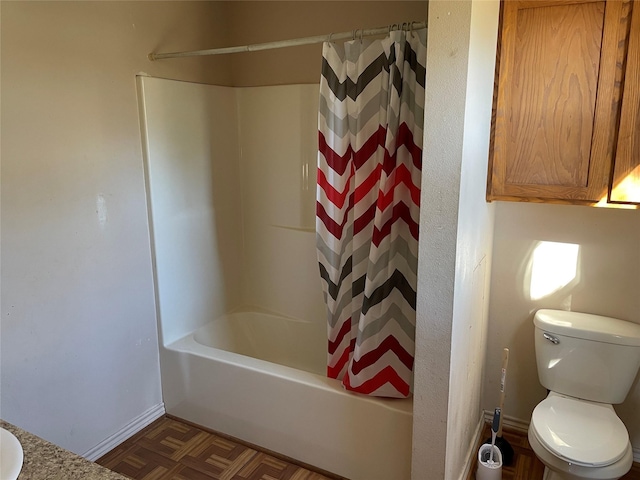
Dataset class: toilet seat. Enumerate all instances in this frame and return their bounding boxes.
[531,393,629,467]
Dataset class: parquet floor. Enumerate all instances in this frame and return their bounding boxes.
[468,424,640,480]
[97,416,342,480]
[99,415,640,480]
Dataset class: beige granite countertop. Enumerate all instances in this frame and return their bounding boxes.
[1,420,128,480]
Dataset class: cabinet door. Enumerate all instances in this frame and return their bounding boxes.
[488,0,626,203]
[610,1,640,204]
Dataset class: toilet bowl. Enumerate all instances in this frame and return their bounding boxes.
[529,310,640,480]
[528,392,633,480]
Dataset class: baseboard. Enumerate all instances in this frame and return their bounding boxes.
[483,409,529,434]
[82,402,165,461]
[459,414,486,480]
[482,410,640,463]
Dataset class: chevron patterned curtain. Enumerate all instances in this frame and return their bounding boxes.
[316,28,426,398]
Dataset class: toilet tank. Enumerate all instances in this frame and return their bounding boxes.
[534,309,640,404]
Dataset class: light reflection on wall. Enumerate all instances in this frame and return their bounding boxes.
[529,241,580,301]
[596,165,640,209]
[609,164,640,205]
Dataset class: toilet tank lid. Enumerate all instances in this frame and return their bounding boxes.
[534,310,640,346]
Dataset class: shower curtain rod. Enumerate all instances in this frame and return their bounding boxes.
[148,20,427,61]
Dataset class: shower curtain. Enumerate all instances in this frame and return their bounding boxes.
[316,27,426,398]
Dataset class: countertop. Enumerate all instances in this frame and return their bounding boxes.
[1,420,128,480]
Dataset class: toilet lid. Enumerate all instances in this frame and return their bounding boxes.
[531,394,629,467]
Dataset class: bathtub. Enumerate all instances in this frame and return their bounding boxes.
[160,310,413,480]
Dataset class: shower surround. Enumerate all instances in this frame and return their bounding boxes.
[138,76,413,479]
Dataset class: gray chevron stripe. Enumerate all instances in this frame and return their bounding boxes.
[316,224,353,269]
[394,84,425,129]
[326,288,352,328]
[326,275,366,327]
[352,240,373,269]
[318,258,352,300]
[319,92,386,139]
[324,37,385,69]
[355,303,415,346]
[362,269,416,314]
[319,232,418,278]
[365,237,418,278]
[320,84,424,137]
[322,40,425,102]
[321,53,388,102]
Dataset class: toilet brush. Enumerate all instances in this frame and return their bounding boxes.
[488,408,500,464]
[483,348,514,465]
[477,408,503,480]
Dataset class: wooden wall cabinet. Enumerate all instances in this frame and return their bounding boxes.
[611,1,640,203]
[487,0,639,205]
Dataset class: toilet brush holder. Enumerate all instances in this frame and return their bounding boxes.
[476,444,502,480]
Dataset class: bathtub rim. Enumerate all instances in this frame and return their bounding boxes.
[166,331,413,416]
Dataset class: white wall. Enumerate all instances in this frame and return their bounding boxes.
[485,203,640,449]
[141,80,325,346]
[1,1,231,455]
[236,86,326,322]
[412,1,499,478]
[446,0,499,476]
[139,77,244,346]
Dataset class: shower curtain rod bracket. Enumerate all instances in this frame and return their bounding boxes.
[148,20,427,61]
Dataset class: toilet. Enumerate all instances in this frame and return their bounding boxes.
[529,309,640,480]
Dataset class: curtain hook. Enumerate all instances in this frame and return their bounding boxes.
[328,32,333,44]
[359,28,363,43]
[352,29,356,41]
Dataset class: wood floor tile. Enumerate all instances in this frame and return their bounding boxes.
[97,416,343,480]
[99,416,640,480]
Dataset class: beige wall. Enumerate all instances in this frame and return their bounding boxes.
[1,0,231,454]
[1,0,432,461]
[227,1,428,86]
[485,203,640,450]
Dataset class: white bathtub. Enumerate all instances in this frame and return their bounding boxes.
[160,310,413,480]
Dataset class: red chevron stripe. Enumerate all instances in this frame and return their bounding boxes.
[316,194,354,240]
[320,126,386,175]
[328,318,352,355]
[327,339,355,379]
[316,191,404,240]
[353,126,386,168]
[384,122,422,174]
[320,123,420,176]
[320,124,421,207]
[353,202,377,235]
[319,132,352,176]
[349,335,414,375]
[354,163,382,203]
[317,165,355,209]
[320,171,418,238]
[372,202,419,246]
[343,365,411,397]
[377,163,421,211]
